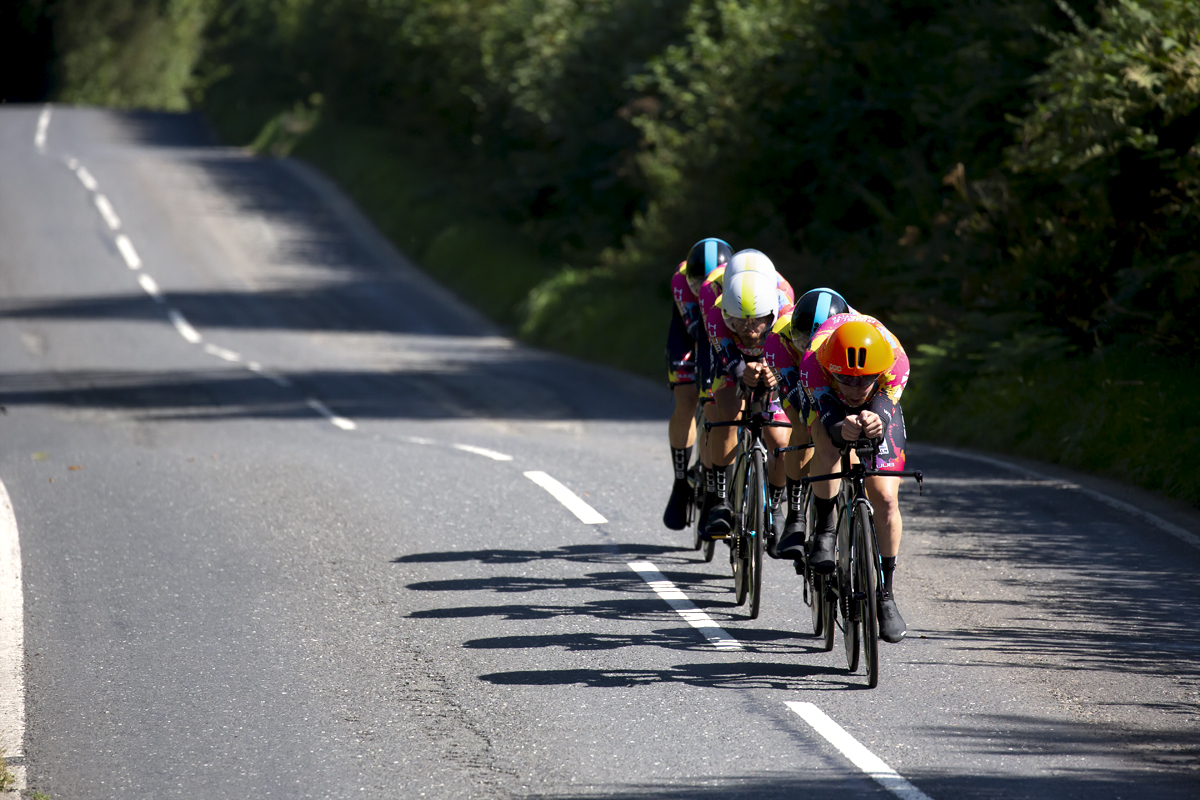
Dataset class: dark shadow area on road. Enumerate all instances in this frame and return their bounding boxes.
[399,545,826,658]
[920,712,1200,777]
[0,285,488,336]
[405,568,730,607]
[903,451,1200,689]
[0,361,667,422]
[394,543,688,566]
[521,770,1198,800]
[112,111,218,149]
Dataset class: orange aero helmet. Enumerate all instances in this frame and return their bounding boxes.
[817,320,895,377]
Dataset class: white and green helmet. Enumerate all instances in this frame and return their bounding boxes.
[723,248,776,281]
[721,270,778,319]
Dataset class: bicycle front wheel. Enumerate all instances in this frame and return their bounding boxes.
[841,499,860,673]
[731,453,750,606]
[853,500,881,688]
[745,449,766,620]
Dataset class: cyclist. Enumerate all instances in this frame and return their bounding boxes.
[801,314,910,643]
[663,238,733,530]
[763,288,851,559]
[702,250,795,541]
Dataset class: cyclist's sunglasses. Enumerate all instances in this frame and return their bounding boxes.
[832,372,881,387]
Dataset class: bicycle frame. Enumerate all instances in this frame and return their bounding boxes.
[705,385,791,617]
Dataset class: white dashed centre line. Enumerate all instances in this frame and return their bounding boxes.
[203,344,242,363]
[93,194,121,230]
[523,471,607,524]
[305,399,357,431]
[786,702,932,800]
[34,105,50,151]
[75,166,98,192]
[115,234,142,269]
[167,309,202,343]
[452,444,513,461]
[137,274,163,302]
[628,561,742,651]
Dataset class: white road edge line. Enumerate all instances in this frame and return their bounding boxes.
[452,444,513,461]
[921,445,1200,551]
[786,702,931,800]
[628,561,742,651]
[305,398,357,431]
[35,105,50,151]
[523,471,607,524]
[115,234,141,269]
[94,194,121,230]
[0,481,26,792]
[167,309,201,343]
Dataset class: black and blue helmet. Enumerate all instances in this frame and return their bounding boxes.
[792,288,849,340]
[684,238,733,282]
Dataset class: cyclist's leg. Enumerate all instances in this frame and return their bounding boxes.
[865,476,902,557]
[702,376,740,538]
[663,309,698,530]
[864,404,908,642]
[774,404,810,558]
[806,417,844,571]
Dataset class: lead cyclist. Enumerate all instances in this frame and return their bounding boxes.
[799,314,910,643]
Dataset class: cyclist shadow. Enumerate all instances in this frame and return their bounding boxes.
[477,659,858,691]
[393,543,690,567]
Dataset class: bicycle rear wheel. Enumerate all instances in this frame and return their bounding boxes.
[745,450,766,620]
[853,501,881,688]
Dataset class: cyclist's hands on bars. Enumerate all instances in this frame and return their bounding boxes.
[843,411,883,441]
[741,362,777,389]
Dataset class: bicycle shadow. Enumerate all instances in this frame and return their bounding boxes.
[478,659,857,691]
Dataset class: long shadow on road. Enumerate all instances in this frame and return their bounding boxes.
[0,359,666,421]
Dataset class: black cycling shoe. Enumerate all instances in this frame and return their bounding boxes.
[696,488,714,533]
[878,590,907,643]
[764,501,785,556]
[662,479,691,530]
[703,501,732,540]
[808,529,836,573]
[774,517,807,560]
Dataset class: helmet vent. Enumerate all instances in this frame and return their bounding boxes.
[858,348,867,368]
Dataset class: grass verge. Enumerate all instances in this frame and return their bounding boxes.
[906,349,1200,508]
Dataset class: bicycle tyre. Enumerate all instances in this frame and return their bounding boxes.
[746,449,766,620]
[854,501,881,688]
[818,573,835,651]
[841,500,860,673]
[800,484,825,638]
[731,453,750,606]
[689,464,703,551]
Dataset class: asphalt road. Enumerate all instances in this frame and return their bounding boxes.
[1,106,1198,799]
